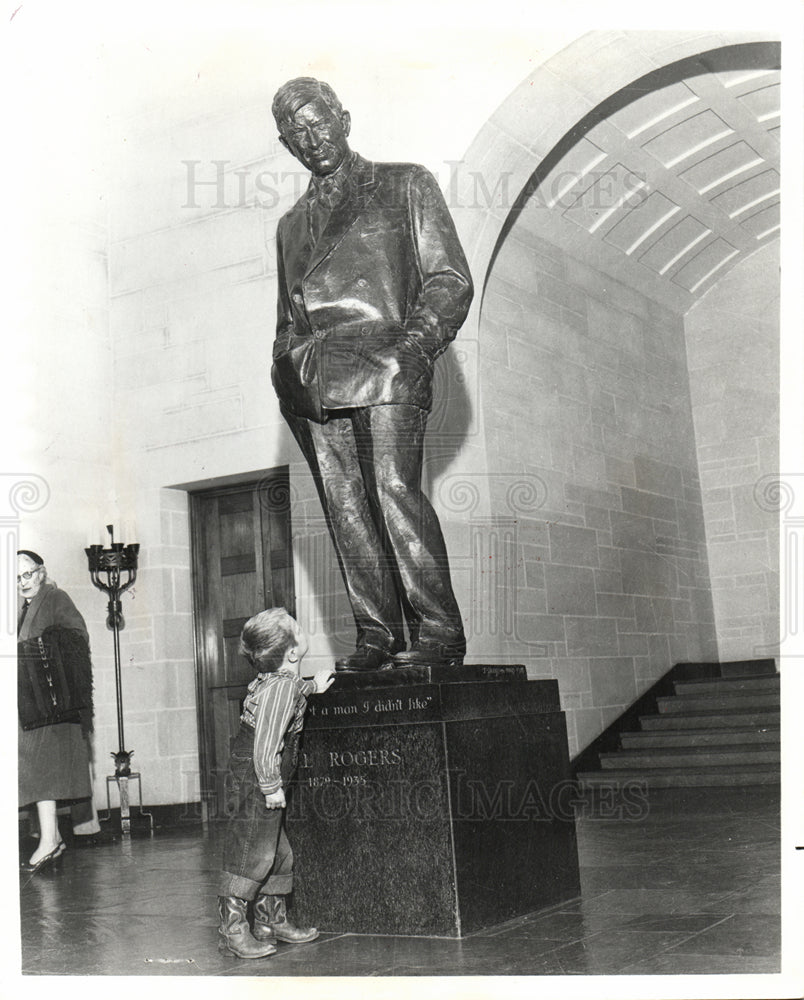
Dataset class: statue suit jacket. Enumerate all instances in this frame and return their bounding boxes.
[272,153,473,422]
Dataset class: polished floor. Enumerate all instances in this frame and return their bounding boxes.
[19,786,780,977]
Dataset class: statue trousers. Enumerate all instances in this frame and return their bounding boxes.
[283,403,465,655]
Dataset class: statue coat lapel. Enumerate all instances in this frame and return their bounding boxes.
[304,155,380,278]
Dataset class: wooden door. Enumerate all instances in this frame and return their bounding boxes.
[190,471,294,817]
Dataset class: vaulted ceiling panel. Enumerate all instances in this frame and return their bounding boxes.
[561,162,646,233]
[712,67,778,90]
[508,42,781,309]
[539,137,608,209]
[678,141,764,195]
[736,81,781,124]
[711,169,780,217]
[738,202,781,241]
[638,216,711,275]
[607,81,700,139]
[671,237,738,292]
[642,110,734,169]
[603,191,680,255]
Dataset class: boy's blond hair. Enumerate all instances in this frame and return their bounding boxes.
[238,607,297,673]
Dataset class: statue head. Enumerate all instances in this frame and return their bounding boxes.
[272,77,352,177]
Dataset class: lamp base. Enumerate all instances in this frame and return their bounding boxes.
[100,772,154,836]
[112,748,134,777]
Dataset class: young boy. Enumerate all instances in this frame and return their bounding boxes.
[217,607,334,959]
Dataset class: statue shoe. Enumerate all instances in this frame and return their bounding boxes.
[334,646,393,671]
[253,894,319,944]
[392,640,465,668]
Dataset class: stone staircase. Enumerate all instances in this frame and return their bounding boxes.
[577,659,780,789]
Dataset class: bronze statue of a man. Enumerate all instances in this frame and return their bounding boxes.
[271,77,473,671]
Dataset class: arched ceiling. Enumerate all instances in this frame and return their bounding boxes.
[489,42,780,313]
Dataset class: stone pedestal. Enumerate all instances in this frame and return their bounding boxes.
[287,664,580,937]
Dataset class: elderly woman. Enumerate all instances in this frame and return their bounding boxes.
[17,549,95,874]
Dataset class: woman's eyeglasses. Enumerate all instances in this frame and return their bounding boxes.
[17,569,41,583]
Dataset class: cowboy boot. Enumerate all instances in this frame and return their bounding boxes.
[217,896,276,958]
[253,893,319,944]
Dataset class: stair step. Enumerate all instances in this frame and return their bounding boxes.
[577,763,780,789]
[640,709,780,729]
[657,691,779,712]
[673,675,779,695]
[599,746,780,768]
[719,659,777,678]
[677,659,777,678]
[621,726,779,748]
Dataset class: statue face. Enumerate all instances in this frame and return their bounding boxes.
[279,97,351,177]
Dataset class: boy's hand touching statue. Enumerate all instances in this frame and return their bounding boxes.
[311,669,336,693]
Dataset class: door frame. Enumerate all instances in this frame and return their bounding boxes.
[187,467,294,816]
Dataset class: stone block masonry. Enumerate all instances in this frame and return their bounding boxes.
[480,225,717,756]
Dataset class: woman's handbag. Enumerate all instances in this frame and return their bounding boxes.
[18,626,93,731]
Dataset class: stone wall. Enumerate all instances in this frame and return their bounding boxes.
[480,221,718,756]
[14,210,127,810]
[683,242,779,662]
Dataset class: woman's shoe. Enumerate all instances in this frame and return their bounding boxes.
[21,841,66,875]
